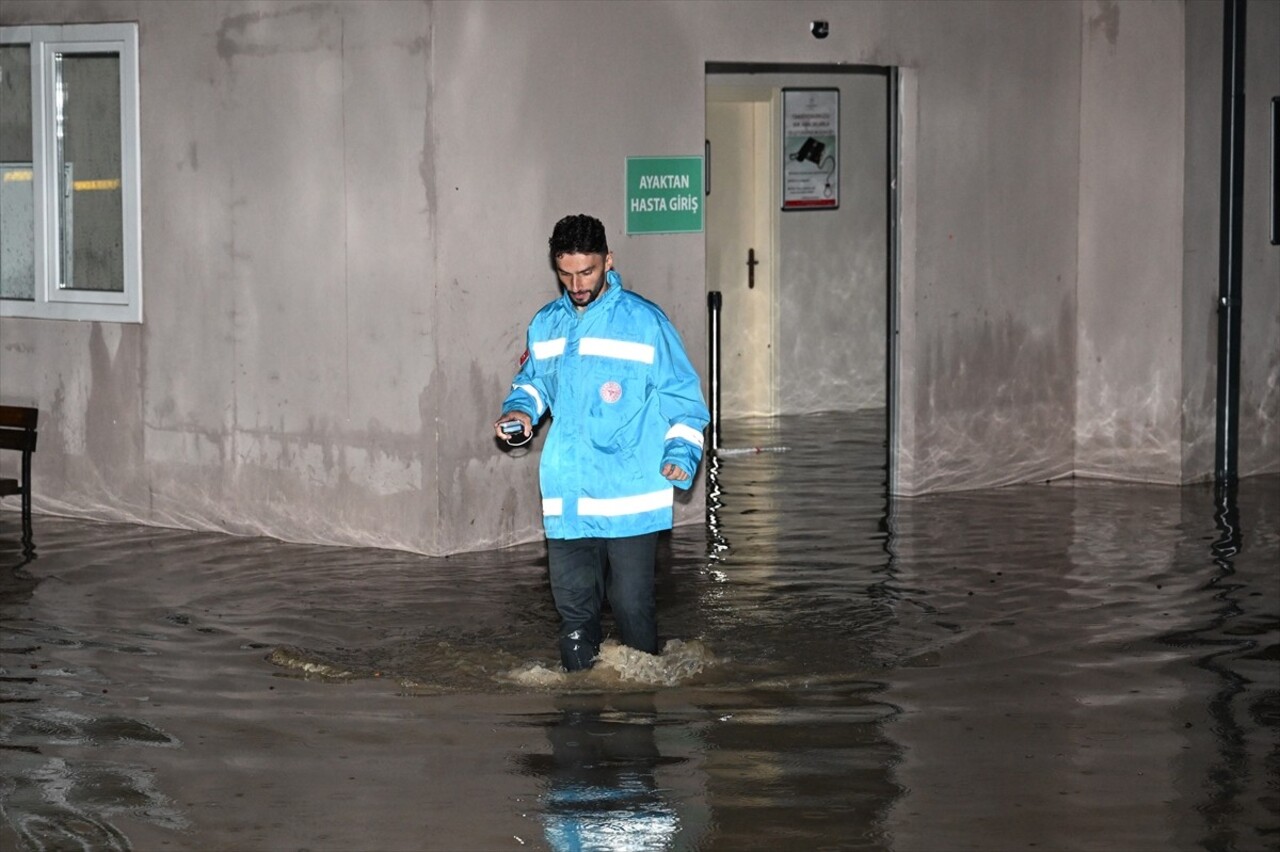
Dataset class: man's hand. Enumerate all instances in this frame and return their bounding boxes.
[661,462,690,483]
[494,411,532,440]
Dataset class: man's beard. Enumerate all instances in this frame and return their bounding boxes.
[570,276,607,306]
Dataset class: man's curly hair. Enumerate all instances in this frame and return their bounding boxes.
[549,214,609,266]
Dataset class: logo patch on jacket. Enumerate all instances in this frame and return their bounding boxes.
[599,380,623,404]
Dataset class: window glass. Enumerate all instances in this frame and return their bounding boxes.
[56,51,123,293]
[0,43,35,300]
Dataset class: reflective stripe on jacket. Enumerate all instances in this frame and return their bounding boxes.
[502,270,709,539]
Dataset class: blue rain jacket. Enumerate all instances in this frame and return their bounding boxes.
[501,270,709,539]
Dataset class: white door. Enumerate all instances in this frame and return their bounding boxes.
[706,90,776,418]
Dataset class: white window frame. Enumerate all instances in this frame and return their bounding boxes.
[1,22,142,323]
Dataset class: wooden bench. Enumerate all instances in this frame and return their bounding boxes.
[0,405,39,532]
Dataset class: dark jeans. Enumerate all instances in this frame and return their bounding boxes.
[547,532,659,671]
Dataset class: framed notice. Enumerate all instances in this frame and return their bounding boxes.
[782,88,839,210]
[625,156,704,234]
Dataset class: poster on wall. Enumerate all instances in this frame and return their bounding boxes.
[782,88,839,210]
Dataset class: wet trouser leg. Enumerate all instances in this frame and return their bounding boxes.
[547,537,606,671]
[604,533,659,655]
[547,533,659,670]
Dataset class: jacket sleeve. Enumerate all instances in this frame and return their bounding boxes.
[654,315,710,490]
[500,324,552,422]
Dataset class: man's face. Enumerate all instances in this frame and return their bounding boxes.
[554,251,612,307]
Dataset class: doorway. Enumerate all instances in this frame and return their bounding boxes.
[705,63,896,481]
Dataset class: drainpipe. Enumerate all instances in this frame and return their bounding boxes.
[1215,0,1246,488]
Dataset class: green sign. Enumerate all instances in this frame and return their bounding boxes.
[625,156,704,234]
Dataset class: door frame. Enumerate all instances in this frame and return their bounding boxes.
[705,62,901,493]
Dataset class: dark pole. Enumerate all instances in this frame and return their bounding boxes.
[1215,0,1246,487]
[707,290,722,451]
[886,67,899,494]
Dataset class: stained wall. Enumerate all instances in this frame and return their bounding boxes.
[1,0,1276,553]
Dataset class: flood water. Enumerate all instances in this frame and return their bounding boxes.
[1,411,1277,851]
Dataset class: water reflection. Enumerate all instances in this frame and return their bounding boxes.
[0,411,1275,851]
[0,525,189,850]
[516,694,687,852]
[705,451,729,564]
[0,520,37,609]
[880,462,1278,852]
[1162,482,1276,852]
[2,753,188,851]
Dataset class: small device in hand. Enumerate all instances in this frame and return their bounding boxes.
[500,420,530,445]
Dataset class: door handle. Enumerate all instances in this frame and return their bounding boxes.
[747,248,759,289]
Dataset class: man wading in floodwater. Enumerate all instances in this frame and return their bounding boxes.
[494,214,709,671]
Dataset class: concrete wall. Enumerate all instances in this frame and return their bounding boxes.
[1182,0,1279,484]
[1076,0,1187,482]
[1,0,1277,554]
[1183,0,1226,482]
[894,0,1082,493]
[1233,0,1274,481]
[1236,0,1280,479]
[3,1,442,550]
[1078,0,1280,485]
